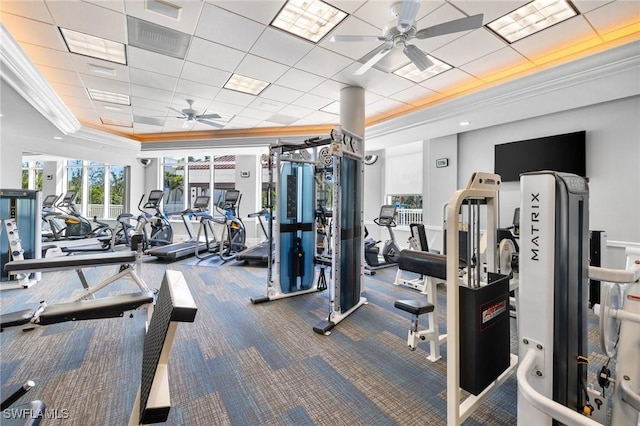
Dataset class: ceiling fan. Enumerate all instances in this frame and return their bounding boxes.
[168,99,224,128]
[330,0,483,75]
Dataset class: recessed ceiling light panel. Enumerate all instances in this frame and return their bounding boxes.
[224,74,269,95]
[127,16,191,59]
[393,55,452,83]
[271,0,348,43]
[59,27,127,64]
[487,0,579,43]
[88,88,131,105]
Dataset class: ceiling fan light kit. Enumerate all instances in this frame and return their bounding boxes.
[168,99,224,129]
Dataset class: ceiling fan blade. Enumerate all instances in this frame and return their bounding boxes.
[198,119,225,129]
[403,44,433,71]
[330,34,387,43]
[168,107,187,117]
[397,0,421,33]
[354,47,392,76]
[415,14,484,39]
[197,113,222,120]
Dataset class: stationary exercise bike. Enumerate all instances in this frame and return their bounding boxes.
[364,205,401,271]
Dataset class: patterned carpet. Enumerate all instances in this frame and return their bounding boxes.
[0,256,603,425]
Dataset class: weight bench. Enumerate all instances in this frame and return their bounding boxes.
[0,291,155,332]
[393,249,447,362]
[5,251,149,302]
[128,270,197,425]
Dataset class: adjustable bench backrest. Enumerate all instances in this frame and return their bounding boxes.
[135,270,197,425]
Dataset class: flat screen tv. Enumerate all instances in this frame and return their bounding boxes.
[494,131,586,182]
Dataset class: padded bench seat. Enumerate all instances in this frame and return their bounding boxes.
[394,299,435,316]
[1,309,36,330]
[5,251,136,273]
[398,250,447,280]
[38,291,155,325]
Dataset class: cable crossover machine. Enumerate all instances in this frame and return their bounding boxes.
[251,126,367,335]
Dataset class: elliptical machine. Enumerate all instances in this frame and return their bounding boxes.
[364,205,401,271]
[214,190,246,261]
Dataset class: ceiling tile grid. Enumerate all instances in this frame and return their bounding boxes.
[0,0,637,140]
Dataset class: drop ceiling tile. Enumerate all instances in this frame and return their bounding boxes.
[70,106,99,120]
[80,75,130,94]
[390,85,438,106]
[255,120,285,128]
[98,109,133,121]
[128,46,184,77]
[1,13,66,51]
[432,28,506,67]
[309,79,348,100]
[0,0,53,23]
[364,72,415,98]
[209,0,284,25]
[130,84,174,103]
[584,1,640,35]
[169,97,213,113]
[250,27,314,66]
[130,68,177,91]
[63,96,95,110]
[71,55,130,82]
[248,97,287,113]
[329,0,366,14]
[304,110,339,123]
[50,83,90,99]
[238,107,273,121]
[367,97,407,114]
[124,0,203,34]
[84,0,125,14]
[37,65,84,87]
[196,3,265,51]
[451,1,528,23]
[571,0,615,14]
[175,79,221,99]
[276,68,325,92]
[133,123,164,134]
[181,61,231,87]
[292,93,334,110]
[365,91,384,105]
[47,1,126,43]
[510,16,599,61]
[235,54,289,83]
[419,68,476,92]
[130,97,171,114]
[208,100,245,115]
[132,106,168,121]
[459,47,530,80]
[260,85,304,103]
[294,46,353,78]
[320,16,383,59]
[353,0,442,29]
[214,88,257,107]
[278,104,314,118]
[228,115,262,127]
[186,37,245,72]
[20,44,75,70]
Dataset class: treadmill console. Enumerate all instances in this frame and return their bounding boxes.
[193,196,210,210]
[43,195,59,208]
[146,190,163,206]
[225,190,240,206]
[58,191,77,207]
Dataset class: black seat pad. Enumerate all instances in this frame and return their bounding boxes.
[38,291,155,325]
[1,309,35,329]
[398,249,447,279]
[5,251,136,273]
[394,299,435,316]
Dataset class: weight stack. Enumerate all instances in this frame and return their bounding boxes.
[459,272,510,395]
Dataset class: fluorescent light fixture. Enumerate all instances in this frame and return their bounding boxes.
[321,101,340,114]
[59,27,126,64]
[101,118,133,128]
[459,121,471,126]
[487,0,579,43]
[88,88,130,105]
[393,55,452,83]
[271,0,348,43]
[224,74,269,95]
[53,136,63,140]
[146,0,182,20]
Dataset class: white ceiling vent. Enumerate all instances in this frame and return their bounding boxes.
[127,16,190,59]
[145,0,182,20]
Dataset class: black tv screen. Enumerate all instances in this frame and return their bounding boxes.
[494,131,586,182]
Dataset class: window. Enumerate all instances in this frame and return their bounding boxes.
[388,194,423,226]
[162,157,185,218]
[21,161,43,190]
[64,160,128,219]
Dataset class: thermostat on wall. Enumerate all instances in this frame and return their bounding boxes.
[436,158,449,168]
[241,171,250,178]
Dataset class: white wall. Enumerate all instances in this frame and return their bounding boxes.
[385,141,422,195]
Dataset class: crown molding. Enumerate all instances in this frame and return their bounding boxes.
[0,23,80,135]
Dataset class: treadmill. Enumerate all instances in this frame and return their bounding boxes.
[236,209,272,264]
[146,195,211,261]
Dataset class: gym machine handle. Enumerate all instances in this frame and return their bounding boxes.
[0,380,35,411]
